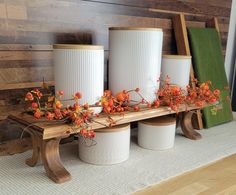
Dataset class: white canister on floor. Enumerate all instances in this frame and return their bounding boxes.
[78,124,130,165]
[53,44,104,114]
[109,27,163,103]
[161,55,191,90]
[138,116,176,150]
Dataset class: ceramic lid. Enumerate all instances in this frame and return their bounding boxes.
[163,54,192,59]
[95,123,130,133]
[139,116,176,126]
[109,27,163,31]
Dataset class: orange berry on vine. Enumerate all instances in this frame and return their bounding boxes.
[135,87,140,92]
[75,118,82,126]
[133,105,140,111]
[87,130,95,138]
[83,103,89,109]
[141,98,145,104]
[154,100,160,107]
[108,99,113,107]
[116,92,127,102]
[213,89,220,96]
[57,90,64,96]
[105,106,111,113]
[25,92,34,101]
[74,92,82,100]
[209,97,217,103]
[80,128,87,136]
[195,101,204,107]
[34,110,42,119]
[31,102,38,109]
[205,90,211,97]
[46,112,54,120]
[147,102,152,108]
[54,100,63,109]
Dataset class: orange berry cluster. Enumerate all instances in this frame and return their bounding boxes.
[157,78,221,112]
[25,89,95,139]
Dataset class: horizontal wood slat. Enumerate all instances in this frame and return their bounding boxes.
[83,0,231,17]
[0,67,53,84]
[0,81,54,90]
[0,51,52,61]
[0,44,52,51]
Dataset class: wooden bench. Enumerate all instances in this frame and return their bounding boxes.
[7,104,201,184]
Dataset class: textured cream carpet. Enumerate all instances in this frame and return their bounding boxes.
[0,113,236,195]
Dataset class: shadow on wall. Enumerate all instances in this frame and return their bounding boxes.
[54,32,93,44]
[0,119,30,143]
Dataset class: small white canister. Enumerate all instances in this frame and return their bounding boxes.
[78,124,130,165]
[109,27,163,103]
[53,44,104,114]
[138,116,176,150]
[161,55,191,89]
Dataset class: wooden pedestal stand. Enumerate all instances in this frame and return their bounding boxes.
[8,105,202,184]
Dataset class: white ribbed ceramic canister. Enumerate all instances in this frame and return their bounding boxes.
[138,116,176,150]
[161,55,191,89]
[109,27,163,103]
[53,44,104,113]
[78,124,130,165]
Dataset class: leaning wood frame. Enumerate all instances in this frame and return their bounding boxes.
[173,13,221,130]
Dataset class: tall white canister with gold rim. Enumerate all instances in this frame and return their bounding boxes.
[53,44,104,113]
[161,55,192,89]
[109,27,163,103]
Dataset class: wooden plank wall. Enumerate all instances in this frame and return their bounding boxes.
[0,0,232,120]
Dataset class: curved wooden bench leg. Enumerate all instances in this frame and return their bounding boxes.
[41,137,71,183]
[180,112,202,140]
[26,131,41,167]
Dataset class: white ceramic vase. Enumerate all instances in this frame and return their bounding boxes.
[109,27,163,103]
[78,124,130,165]
[161,55,191,90]
[138,116,176,150]
[53,44,104,113]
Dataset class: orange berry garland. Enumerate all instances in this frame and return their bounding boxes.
[24,77,224,139]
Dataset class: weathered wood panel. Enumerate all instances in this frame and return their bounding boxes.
[0,0,232,120]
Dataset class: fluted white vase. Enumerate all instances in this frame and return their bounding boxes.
[109,27,163,103]
[161,55,191,90]
[53,44,104,113]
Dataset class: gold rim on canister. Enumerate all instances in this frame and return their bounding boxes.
[53,44,104,50]
[109,27,163,31]
[95,123,130,133]
[139,116,176,126]
[162,54,192,59]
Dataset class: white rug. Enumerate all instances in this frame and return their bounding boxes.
[0,113,236,195]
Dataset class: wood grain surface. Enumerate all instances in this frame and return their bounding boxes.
[8,104,202,140]
[0,0,232,141]
[134,154,236,195]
